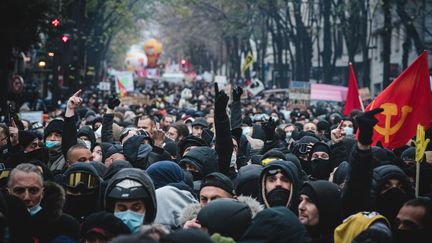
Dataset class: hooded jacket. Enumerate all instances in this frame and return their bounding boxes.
[77,126,96,150]
[62,163,102,221]
[238,206,311,243]
[104,168,157,224]
[123,135,152,169]
[300,181,342,243]
[234,164,263,199]
[179,146,219,179]
[146,160,185,189]
[154,185,198,230]
[260,160,300,212]
[370,164,414,202]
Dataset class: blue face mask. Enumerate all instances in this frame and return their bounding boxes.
[114,210,144,233]
[28,204,42,216]
[45,140,60,149]
[242,127,250,136]
[343,127,354,135]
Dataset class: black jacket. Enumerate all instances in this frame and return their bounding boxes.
[300,181,342,243]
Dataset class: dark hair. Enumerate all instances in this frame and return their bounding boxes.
[171,122,189,138]
[404,197,432,230]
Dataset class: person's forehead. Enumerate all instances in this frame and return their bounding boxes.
[11,171,42,186]
[72,148,92,155]
[200,186,229,197]
[399,205,426,221]
[115,199,145,206]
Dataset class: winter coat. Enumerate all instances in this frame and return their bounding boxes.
[31,181,80,243]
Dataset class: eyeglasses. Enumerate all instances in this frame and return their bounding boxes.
[12,186,42,195]
[64,172,99,190]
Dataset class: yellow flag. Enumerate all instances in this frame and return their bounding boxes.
[415,124,430,162]
[241,52,254,73]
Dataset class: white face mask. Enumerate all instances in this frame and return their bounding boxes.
[83,140,92,150]
[230,153,238,172]
[28,204,42,216]
[242,127,250,136]
[343,127,354,135]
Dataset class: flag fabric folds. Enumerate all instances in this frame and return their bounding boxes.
[365,51,432,149]
[343,63,362,116]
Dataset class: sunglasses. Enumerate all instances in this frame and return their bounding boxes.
[65,172,99,190]
[12,186,42,195]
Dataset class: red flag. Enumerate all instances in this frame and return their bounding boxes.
[344,63,363,115]
[365,51,432,149]
[117,78,128,97]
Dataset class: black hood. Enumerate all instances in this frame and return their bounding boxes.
[77,126,96,149]
[104,168,157,224]
[239,206,311,243]
[300,181,342,236]
[179,147,219,178]
[123,135,152,169]
[371,164,414,202]
[260,160,300,211]
[235,164,263,199]
[177,135,208,158]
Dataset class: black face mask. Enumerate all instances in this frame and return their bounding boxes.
[376,187,410,227]
[299,158,311,175]
[267,187,290,207]
[190,171,202,181]
[63,193,98,222]
[310,159,332,180]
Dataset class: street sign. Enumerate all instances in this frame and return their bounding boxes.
[99,82,111,91]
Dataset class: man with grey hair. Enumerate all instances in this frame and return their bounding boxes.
[8,163,44,215]
[8,163,80,242]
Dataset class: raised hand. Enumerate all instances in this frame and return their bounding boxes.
[331,121,345,144]
[8,118,18,146]
[232,86,243,102]
[214,83,229,118]
[67,90,83,110]
[108,94,120,109]
[355,108,384,146]
[262,117,277,141]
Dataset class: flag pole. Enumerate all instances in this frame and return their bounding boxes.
[358,95,365,111]
[416,161,420,198]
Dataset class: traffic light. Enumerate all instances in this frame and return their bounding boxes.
[181,59,186,65]
[61,34,70,43]
[51,18,60,27]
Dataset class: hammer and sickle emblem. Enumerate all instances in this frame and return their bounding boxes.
[374,103,412,143]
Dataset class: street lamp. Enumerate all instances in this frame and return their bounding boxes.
[38,61,46,68]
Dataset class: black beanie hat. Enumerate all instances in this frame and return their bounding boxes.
[200,172,235,195]
[44,119,64,139]
[300,183,318,205]
[18,130,37,148]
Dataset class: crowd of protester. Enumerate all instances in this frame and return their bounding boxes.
[0,80,431,243]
